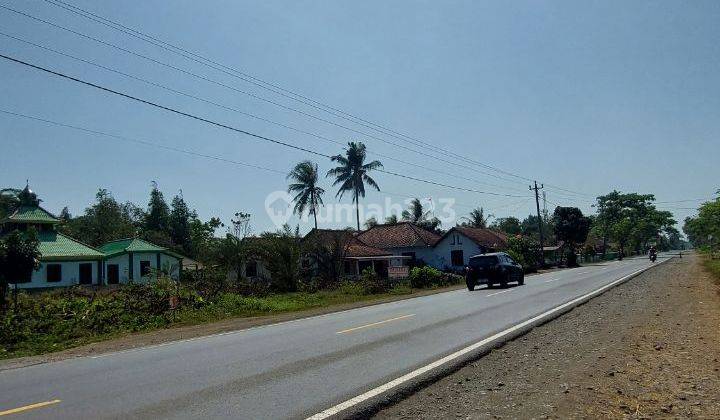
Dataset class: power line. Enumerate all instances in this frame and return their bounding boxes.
[40,0,559,187]
[0,108,287,175]
[27,0,600,199]
[2,108,533,218]
[0,52,528,199]
[0,30,528,195]
[0,3,533,191]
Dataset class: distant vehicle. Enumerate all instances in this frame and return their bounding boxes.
[465,252,524,291]
[649,246,658,262]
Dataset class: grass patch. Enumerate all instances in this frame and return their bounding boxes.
[0,278,461,360]
[703,257,720,285]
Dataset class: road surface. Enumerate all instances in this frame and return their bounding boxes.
[0,257,665,419]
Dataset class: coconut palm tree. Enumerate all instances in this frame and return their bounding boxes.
[287,161,325,229]
[327,142,383,231]
[461,207,493,228]
[402,198,430,223]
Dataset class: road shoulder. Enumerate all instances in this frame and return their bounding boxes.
[372,254,720,419]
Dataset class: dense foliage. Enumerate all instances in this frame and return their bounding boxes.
[58,186,221,261]
[553,206,591,266]
[593,191,677,257]
[0,230,41,313]
[683,193,720,251]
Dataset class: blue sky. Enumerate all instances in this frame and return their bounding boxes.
[1,0,718,234]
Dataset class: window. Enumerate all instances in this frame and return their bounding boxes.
[451,250,464,266]
[456,234,462,245]
[246,260,258,277]
[46,264,62,283]
[469,255,499,268]
[450,235,455,245]
[79,263,93,285]
[140,260,151,277]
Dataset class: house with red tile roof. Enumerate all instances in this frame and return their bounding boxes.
[432,227,509,270]
[356,222,441,268]
[303,228,402,277]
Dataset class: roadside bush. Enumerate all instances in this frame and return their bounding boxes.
[297,276,322,293]
[507,236,539,273]
[408,266,442,289]
[358,267,388,295]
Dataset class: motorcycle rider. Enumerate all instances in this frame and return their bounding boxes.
[648,245,657,262]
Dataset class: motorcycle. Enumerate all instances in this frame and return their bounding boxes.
[649,252,657,263]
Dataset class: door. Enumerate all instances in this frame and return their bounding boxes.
[107,264,119,284]
[79,263,93,285]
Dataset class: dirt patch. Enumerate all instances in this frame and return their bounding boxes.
[372,254,720,419]
[0,284,468,371]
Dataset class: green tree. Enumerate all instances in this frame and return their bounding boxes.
[491,217,522,235]
[188,216,222,261]
[170,192,192,252]
[521,214,554,242]
[61,189,140,246]
[506,235,538,273]
[327,142,383,231]
[384,214,399,224]
[142,183,172,247]
[255,225,302,292]
[552,206,591,266]
[460,207,492,228]
[364,216,378,229]
[0,230,41,312]
[683,194,720,251]
[401,198,441,232]
[214,212,252,281]
[0,188,22,219]
[287,161,325,229]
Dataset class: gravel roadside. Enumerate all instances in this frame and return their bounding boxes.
[372,254,720,419]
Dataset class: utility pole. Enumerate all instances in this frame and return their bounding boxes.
[530,181,545,268]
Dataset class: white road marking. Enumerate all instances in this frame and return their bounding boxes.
[486,289,513,297]
[306,259,671,420]
[543,278,561,283]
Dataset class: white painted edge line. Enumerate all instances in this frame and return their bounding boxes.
[306,259,670,420]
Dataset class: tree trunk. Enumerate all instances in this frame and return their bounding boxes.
[311,190,318,230]
[355,185,360,232]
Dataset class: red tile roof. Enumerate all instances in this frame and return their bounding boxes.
[303,228,391,258]
[357,222,440,249]
[447,227,509,249]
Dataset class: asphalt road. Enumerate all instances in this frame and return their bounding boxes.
[0,256,665,419]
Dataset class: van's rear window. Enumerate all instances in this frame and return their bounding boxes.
[469,256,498,267]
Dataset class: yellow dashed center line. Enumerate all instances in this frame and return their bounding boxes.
[0,399,61,416]
[336,314,415,334]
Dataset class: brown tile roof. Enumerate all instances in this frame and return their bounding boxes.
[448,227,509,249]
[303,228,391,258]
[357,222,440,249]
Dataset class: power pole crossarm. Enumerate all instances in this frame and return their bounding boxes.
[530,181,545,268]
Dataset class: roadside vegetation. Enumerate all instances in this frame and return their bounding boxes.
[683,190,720,284]
[0,144,696,359]
[0,263,463,359]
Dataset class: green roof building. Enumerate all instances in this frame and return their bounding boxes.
[2,185,183,288]
[99,238,184,285]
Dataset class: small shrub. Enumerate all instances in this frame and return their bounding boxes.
[408,266,442,289]
[358,267,388,295]
[297,276,322,293]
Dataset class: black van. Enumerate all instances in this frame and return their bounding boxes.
[465,252,524,290]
